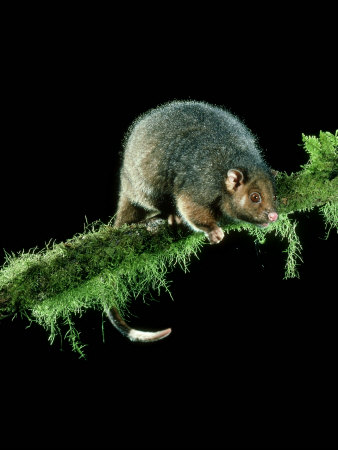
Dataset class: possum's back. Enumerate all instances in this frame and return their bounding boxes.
[125,101,256,154]
[122,101,263,198]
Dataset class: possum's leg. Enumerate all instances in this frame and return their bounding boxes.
[168,214,182,225]
[106,307,172,342]
[114,195,149,227]
[176,194,224,244]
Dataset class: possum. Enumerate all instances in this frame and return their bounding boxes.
[109,100,278,342]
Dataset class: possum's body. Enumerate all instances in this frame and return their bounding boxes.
[111,101,278,342]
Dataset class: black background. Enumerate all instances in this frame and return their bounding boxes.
[1,4,336,449]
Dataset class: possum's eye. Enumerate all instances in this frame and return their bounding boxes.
[250,192,261,203]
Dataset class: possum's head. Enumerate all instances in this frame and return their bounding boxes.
[222,168,278,227]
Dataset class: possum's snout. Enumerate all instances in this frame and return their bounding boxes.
[268,212,278,222]
[259,211,278,228]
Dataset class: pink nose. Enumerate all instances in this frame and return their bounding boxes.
[268,212,278,222]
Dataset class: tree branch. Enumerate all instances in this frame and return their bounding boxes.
[0,131,337,355]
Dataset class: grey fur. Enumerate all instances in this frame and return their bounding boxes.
[115,100,277,239]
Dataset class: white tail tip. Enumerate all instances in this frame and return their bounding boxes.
[128,327,172,342]
[106,307,172,343]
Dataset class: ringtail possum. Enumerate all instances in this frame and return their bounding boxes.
[110,100,278,342]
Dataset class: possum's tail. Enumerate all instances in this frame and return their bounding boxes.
[106,307,172,342]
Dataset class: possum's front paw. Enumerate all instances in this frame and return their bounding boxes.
[207,227,224,244]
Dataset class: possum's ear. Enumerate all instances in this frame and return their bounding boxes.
[225,169,244,192]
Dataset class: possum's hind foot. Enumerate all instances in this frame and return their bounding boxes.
[168,214,183,226]
[144,217,167,234]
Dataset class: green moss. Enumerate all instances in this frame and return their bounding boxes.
[302,130,337,177]
[0,219,205,356]
[229,215,303,279]
[320,201,337,237]
[276,131,337,214]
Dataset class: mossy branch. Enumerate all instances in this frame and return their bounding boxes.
[0,131,337,356]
